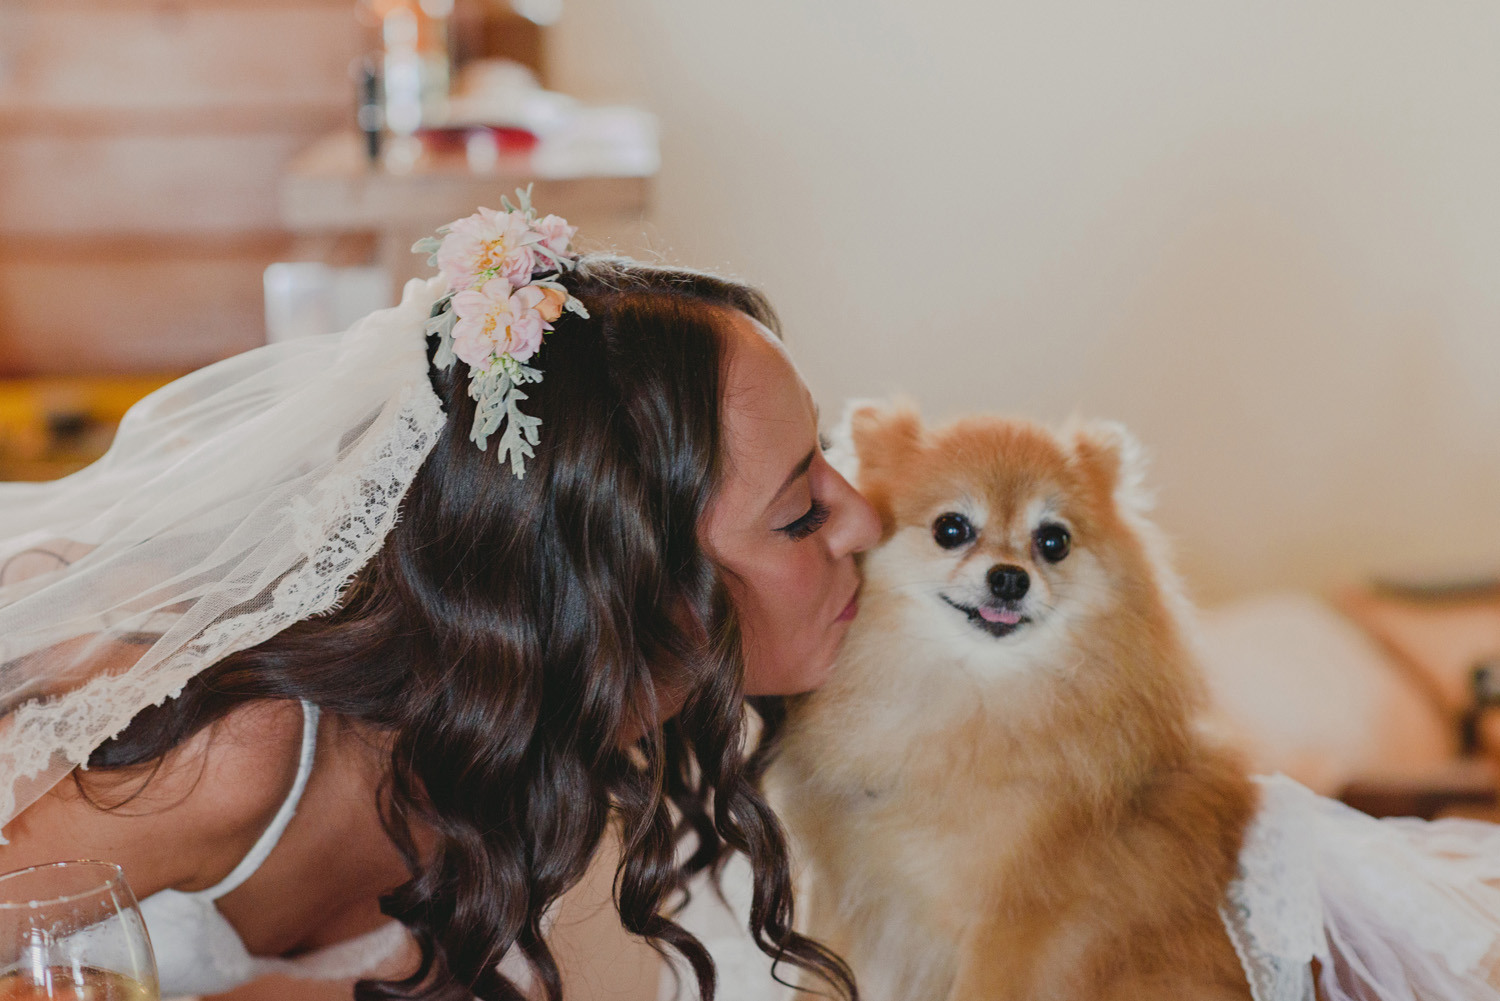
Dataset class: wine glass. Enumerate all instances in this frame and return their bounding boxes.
[0,861,159,1000]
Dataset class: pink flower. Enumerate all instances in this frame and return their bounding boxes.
[501,285,551,359]
[436,207,539,291]
[450,279,553,366]
[498,244,537,286]
[533,214,577,257]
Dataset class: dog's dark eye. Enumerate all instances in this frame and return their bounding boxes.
[932,512,974,549]
[1034,523,1071,563]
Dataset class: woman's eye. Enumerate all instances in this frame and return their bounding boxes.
[1034,523,1071,563]
[778,499,831,540]
[932,513,974,549]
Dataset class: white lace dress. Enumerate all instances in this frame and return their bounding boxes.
[667,777,1500,1001]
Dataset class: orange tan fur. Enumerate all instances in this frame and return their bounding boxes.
[769,405,1257,1001]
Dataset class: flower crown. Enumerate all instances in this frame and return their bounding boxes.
[413,187,590,478]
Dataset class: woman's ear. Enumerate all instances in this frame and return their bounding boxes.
[1066,418,1153,517]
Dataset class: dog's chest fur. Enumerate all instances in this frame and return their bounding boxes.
[771,620,1095,998]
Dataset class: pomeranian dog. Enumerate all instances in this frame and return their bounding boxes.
[768,404,1257,1001]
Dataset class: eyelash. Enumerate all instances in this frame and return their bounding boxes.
[778,499,831,540]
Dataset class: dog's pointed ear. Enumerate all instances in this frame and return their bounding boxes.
[1067,419,1153,516]
[829,399,922,540]
[834,397,922,489]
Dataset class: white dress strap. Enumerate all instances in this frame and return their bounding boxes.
[198,699,321,902]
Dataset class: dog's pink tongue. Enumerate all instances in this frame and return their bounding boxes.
[979,606,1023,625]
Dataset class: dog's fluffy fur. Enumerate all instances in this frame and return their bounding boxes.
[768,405,1257,1001]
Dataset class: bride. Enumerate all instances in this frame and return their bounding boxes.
[0,198,877,1001]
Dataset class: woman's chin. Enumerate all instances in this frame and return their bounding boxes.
[746,645,844,697]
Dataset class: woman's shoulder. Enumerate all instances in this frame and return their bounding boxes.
[0,699,309,896]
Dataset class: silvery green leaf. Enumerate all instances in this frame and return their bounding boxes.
[420,311,448,337]
[530,276,565,291]
[515,184,535,216]
[427,294,452,320]
[564,296,590,319]
[500,194,517,214]
[497,354,524,383]
[495,386,541,478]
[516,364,542,383]
[532,245,565,268]
[411,236,442,255]
[424,308,459,370]
[432,331,456,371]
[468,370,513,449]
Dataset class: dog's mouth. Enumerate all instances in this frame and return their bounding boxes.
[939,595,1031,638]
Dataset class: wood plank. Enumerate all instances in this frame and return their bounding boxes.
[0,103,346,137]
[0,237,294,374]
[0,132,319,235]
[6,0,355,11]
[0,5,361,113]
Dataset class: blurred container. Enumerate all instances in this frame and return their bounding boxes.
[263,262,391,343]
[363,0,453,172]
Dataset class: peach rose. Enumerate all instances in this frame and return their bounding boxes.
[534,285,568,323]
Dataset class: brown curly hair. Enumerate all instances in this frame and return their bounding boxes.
[84,257,858,1001]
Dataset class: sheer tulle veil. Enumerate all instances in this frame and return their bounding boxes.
[0,276,447,834]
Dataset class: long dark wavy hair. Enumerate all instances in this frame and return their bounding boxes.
[83,257,856,1001]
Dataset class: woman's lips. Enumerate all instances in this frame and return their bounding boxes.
[836,592,859,622]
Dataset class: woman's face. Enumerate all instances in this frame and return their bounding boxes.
[701,311,881,696]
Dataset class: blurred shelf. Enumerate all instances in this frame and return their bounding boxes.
[281,131,653,228]
[280,131,655,293]
[1338,757,1499,820]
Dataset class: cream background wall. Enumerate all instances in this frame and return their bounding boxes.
[550,1,1500,602]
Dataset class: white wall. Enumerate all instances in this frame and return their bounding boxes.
[550,1,1500,602]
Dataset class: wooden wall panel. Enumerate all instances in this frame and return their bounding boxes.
[0,0,560,375]
[0,238,289,374]
[0,0,365,374]
[0,6,360,117]
[0,132,319,235]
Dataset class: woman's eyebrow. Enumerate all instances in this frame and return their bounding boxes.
[766,448,818,511]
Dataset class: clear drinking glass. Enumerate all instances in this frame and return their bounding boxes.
[0,861,158,1000]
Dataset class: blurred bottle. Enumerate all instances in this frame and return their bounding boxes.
[355,56,383,163]
[362,0,453,169]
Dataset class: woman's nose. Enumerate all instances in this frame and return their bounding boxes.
[826,470,881,558]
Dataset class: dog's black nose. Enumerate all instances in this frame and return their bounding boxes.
[987,564,1030,601]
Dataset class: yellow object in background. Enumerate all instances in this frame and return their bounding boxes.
[0,375,178,481]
